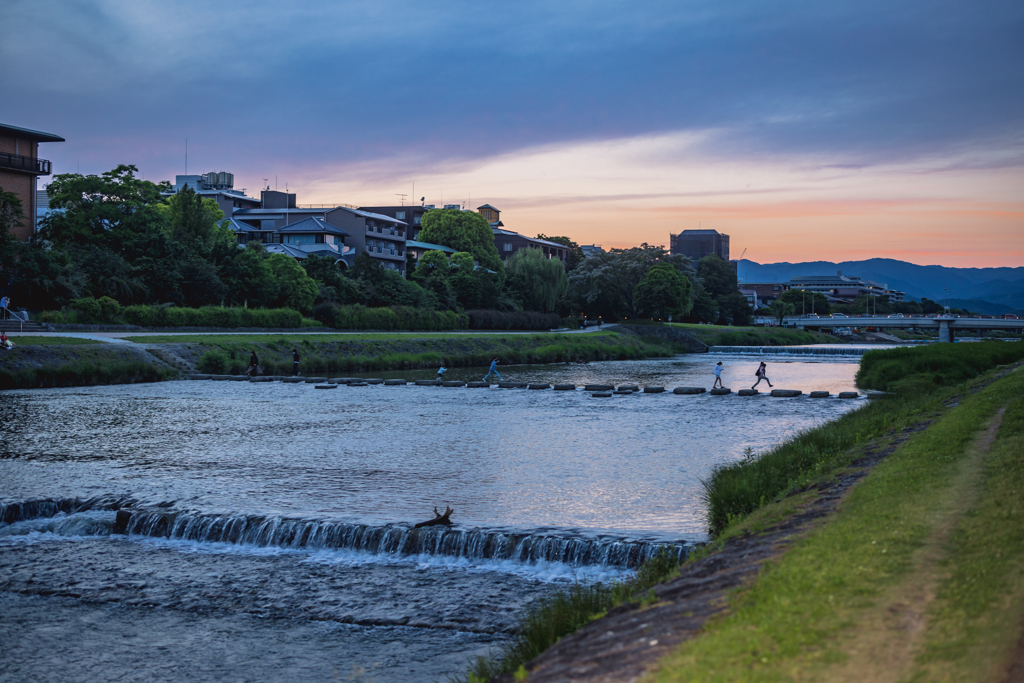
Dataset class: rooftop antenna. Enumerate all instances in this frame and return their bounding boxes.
[396,193,407,206]
[262,178,268,190]
[185,138,188,175]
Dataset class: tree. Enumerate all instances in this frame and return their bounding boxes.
[163,187,225,255]
[697,254,753,325]
[411,250,457,310]
[536,234,586,271]
[267,254,318,312]
[717,290,753,326]
[567,243,695,320]
[448,251,483,309]
[219,242,281,307]
[301,253,361,305]
[633,263,693,320]
[688,285,717,323]
[39,165,169,251]
[505,247,568,313]
[178,257,228,307]
[418,209,504,276]
[770,300,796,326]
[0,185,23,250]
[351,252,435,308]
[779,289,831,316]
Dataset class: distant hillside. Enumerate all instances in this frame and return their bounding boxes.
[738,258,1024,311]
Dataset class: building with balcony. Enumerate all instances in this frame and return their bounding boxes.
[670,229,730,262]
[492,228,569,263]
[0,123,64,241]
[359,205,430,241]
[169,174,262,216]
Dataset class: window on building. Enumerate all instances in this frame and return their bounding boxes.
[284,234,315,244]
[503,243,513,251]
[413,216,421,225]
[396,211,406,220]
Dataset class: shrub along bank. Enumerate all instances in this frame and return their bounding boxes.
[667,322,836,346]
[855,339,1024,393]
[189,333,678,376]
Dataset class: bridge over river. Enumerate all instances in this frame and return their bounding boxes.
[784,316,1023,343]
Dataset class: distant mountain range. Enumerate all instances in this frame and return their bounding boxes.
[737,258,1024,313]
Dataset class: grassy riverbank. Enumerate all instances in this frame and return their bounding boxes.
[667,322,835,346]
[0,343,178,390]
[168,332,677,376]
[649,361,1024,681]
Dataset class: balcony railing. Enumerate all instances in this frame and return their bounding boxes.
[0,152,51,175]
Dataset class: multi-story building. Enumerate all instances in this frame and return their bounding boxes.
[476,204,568,263]
[359,205,430,241]
[0,123,64,241]
[669,229,730,262]
[739,282,791,305]
[788,272,905,303]
[171,173,261,215]
[581,244,605,259]
[231,192,408,273]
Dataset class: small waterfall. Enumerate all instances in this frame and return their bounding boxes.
[0,496,136,525]
[708,345,867,356]
[117,509,691,569]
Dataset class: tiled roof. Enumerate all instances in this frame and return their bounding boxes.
[276,216,349,237]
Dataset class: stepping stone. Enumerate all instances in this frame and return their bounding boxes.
[553,384,576,391]
[415,380,441,386]
[364,378,383,385]
[466,382,491,388]
[250,377,273,382]
[770,389,803,397]
[613,389,634,395]
[334,378,361,384]
[443,381,467,387]
[737,389,759,396]
[591,392,612,398]
[528,383,551,390]
[314,384,337,390]
[282,377,304,383]
[262,376,285,381]
[498,382,528,389]
[347,382,368,387]
[643,386,665,394]
[809,391,831,398]
[584,384,614,391]
[709,388,732,395]
[384,379,408,386]
[304,377,328,383]
[617,385,639,392]
[189,374,211,380]
[673,387,706,394]
[838,391,860,399]
[228,376,248,381]
[211,375,230,381]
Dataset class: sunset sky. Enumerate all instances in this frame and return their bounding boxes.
[4,0,1022,267]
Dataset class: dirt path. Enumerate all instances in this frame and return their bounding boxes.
[824,407,1006,683]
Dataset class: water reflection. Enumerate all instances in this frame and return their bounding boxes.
[0,355,861,538]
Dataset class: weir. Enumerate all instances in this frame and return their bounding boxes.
[708,346,867,356]
[115,509,692,568]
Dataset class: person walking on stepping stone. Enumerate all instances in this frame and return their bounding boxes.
[752,361,773,390]
[713,361,724,389]
[483,358,502,381]
[246,351,263,376]
[292,348,300,376]
[437,364,447,380]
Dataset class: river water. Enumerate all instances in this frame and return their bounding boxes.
[0,353,862,682]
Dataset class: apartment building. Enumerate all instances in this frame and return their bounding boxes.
[0,123,64,241]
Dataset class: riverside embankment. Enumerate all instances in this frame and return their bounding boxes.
[472,340,1024,683]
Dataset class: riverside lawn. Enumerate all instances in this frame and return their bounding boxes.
[454,340,1024,682]
[647,363,1024,681]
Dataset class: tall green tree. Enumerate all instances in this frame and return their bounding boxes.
[770,299,796,325]
[448,251,483,309]
[418,209,504,276]
[535,234,585,271]
[267,254,318,312]
[412,250,458,310]
[505,247,568,313]
[162,187,225,255]
[698,254,752,325]
[301,253,361,305]
[633,263,693,320]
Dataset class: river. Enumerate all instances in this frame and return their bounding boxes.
[0,353,862,682]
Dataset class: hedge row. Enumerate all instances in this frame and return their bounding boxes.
[43,299,306,328]
[312,303,468,331]
[466,310,561,330]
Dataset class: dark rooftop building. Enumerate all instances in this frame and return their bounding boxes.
[0,122,64,241]
[670,229,730,262]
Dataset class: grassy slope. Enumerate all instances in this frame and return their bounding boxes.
[648,368,1024,682]
[0,343,178,390]
[667,323,835,346]
[124,331,613,344]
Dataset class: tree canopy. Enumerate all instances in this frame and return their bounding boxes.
[536,234,586,271]
[633,263,693,320]
[418,209,504,276]
[505,247,568,314]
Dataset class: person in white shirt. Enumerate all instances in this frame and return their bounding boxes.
[713,361,724,388]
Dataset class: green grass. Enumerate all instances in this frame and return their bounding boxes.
[454,550,682,683]
[124,331,616,344]
[2,336,99,346]
[0,360,178,390]
[667,323,835,346]
[857,339,1024,393]
[648,366,1024,681]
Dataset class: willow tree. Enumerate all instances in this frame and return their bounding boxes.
[505,247,568,313]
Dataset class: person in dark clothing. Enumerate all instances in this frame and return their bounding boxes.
[246,351,262,376]
[292,348,300,376]
[752,361,773,390]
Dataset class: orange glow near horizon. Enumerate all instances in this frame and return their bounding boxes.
[284,130,1024,269]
